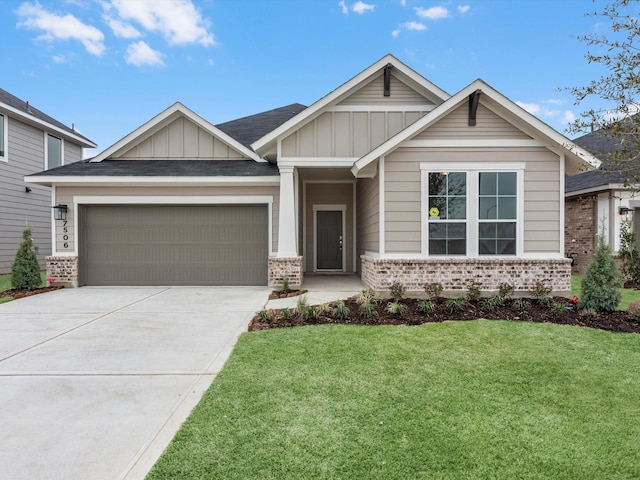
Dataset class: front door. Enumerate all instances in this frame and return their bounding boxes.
[316,210,343,270]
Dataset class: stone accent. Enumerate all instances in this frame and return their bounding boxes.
[46,256,78,287]
[360,256,572,297]
[268,256,303,289]
[565,195,597,275]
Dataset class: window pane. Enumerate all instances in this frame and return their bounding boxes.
[479,222,496,238]
[429,223,446,239]
[447,172,466,196]
[429,239,447,255]
[498,172,517,195]
[479,172,497,195]
[447,223,466,239]
[429,173,447,197]
[429,223,466,255]
[497,240,516,255]
[479,222,516,256]
[448,197,466,219]
[498,197,517,219]
[429,197,446,218]
[0,114,4,156]
[48,135,62,169]
[479,197,497,219]
[479,239,496,255]
[497,222,516,238]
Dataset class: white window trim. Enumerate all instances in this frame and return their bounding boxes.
[0,113,7,162]
[420,162,525,258]
[312,204,347,273]
[44,133,64,170]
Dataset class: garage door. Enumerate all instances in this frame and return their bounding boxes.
[79,205,268,286]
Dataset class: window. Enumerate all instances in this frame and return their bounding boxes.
[422,164,523,257]
[46,134,62,169]
[0,114,6,161]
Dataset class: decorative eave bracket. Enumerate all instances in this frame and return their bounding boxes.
[383,64,392,97]
[468,89,482,126]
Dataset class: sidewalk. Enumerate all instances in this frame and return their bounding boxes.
[264,274,364,309]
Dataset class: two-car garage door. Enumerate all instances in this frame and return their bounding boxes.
[78,205,268,286]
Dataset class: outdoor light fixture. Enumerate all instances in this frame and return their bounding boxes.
[619,206,633,216]
[52,204,68,221]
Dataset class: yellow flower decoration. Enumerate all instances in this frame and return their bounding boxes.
[429,207,440,217]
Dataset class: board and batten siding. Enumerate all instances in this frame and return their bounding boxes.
[356,176,379,272]
[384,148,562,254]
[53,185,280,255]
[304,183,354,272]
[117,117,246,159]
[338,73,435,106]
[0,118,50,273]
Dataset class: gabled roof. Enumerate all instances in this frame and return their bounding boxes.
[250,54,451,156]
[351,79,601,177]
[0,88,96,148]
[216,103,306,149]
[90,102,262,162]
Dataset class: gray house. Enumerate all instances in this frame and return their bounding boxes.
[0,89,96,273]
[27,55,599,295]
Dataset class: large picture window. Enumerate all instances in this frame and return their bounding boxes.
[422,164,522,257]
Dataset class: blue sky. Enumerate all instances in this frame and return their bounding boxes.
[0,0,617,158]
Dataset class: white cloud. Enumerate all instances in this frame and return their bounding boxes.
[415,6,449,20]
[516,101,541,115]
[125,40,165,67]
[352,1,375,14]
[562,111,576,124]
[106,0,214,46]
[392,28,401,38]
[104,15,141,39]
[16,2,106,56]
[339,0,349,15]
[392,21,426,37]
[457,5,470,14]
[52,54,67,63]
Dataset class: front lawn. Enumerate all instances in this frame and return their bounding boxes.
[572,274,640,310]
[0,272,47,304]
[147,321,640,479]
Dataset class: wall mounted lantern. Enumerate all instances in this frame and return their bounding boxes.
[52,204,68,221]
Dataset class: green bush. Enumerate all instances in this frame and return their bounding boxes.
[619,220,640,284]
[11,228,41,290]
[627,301,640,320]
[466,281,482,302]
[389,281,405,301]
[579,232,623,312]
[386,301,407,315]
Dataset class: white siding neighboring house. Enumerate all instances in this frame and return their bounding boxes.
[27,55,599,295]
[0,88,96,274]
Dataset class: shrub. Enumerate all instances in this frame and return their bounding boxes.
[579,307,598,320]
[356,288,381,305]
[445,297,466,313]
[529,281,552,302]
[281,308,291,320]
[538,296,553,309]
[619,220,640,284]
[498,283,514,299]
[389,281,405,301]
[11,228,41,290]
[579,231,622,312]
[512,298,531,312]
[256,309,270,322]
[553,302,567,314]
[359,302,377,318]
[466,281,482,302]
[295,295,313,320]
[417,300,436,313]
[483,294,504,312]
[386,301,407,315]
[332,300,350,320]
[277,277,291,294]
[627,301,640,320]
[425,282,443,300]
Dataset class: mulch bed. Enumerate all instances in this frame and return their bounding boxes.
[250,297,640,334]
[268,289,308,300]
[0,286,63,300]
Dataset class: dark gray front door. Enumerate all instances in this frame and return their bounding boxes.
[317,210,343,270]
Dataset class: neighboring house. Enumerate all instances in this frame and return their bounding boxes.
[565,129,639,274]
[0,88,96,274]
[26,55,599,295]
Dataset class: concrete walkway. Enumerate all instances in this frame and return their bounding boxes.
[265,274,364,310]
[0,286,269,480]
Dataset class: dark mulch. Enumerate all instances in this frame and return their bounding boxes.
[0,286,63,300]
[250,297,640,334]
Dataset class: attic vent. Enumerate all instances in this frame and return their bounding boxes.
[383,64,392,97]
[468,89,481,126]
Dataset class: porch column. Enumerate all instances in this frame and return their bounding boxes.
[277,165,298,257]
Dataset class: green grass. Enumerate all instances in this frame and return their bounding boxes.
[572,274,640,310]
[147,322,640,479]
[0,272,47,304]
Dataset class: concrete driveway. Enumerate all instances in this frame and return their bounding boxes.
[0,286,269,480]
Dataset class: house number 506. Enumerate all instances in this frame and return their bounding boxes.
[62,220,69,248]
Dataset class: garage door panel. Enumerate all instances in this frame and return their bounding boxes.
[81,205,268,286]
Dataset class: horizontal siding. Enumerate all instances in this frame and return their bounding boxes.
[417,103,532,139]
[384,147,561,254]
[338,73,434,106]
[117,117,247,160]
[0,117,55,273]
[54,185,280,256]
[356,176,379,272]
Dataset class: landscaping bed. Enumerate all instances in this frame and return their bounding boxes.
[251,296,640,334]
[0,285,62,300]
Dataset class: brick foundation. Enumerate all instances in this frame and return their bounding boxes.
[361,256,572,297]
[565,195,597,274]
[268,256,303,289]
[46,256,78,287]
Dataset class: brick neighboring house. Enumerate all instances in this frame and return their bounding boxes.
[565,129,637,274]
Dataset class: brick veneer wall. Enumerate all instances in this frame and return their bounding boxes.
[565,195,597,274]
[46,256,78,287]
[268,256,303,289]
[361,256,572,297]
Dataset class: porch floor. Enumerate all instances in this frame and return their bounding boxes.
[264,273,364,310]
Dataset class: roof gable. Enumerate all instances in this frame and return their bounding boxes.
[250,54,450,156]
[91,102,262,162]
[352,79,601,176]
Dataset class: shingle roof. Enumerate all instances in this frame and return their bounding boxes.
[29,159,280,177]
[216,103,306,149]
[0,88,95,145]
